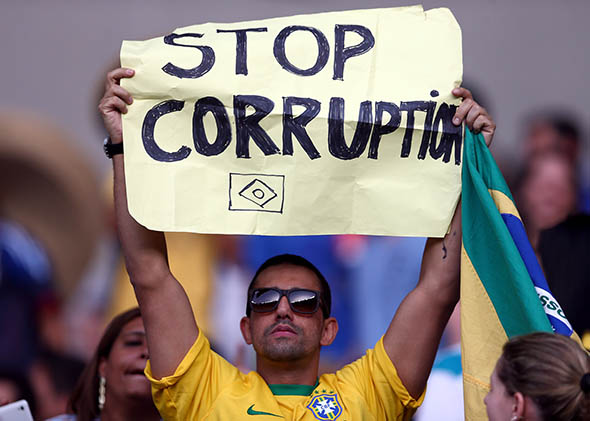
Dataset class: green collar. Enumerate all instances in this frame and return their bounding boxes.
[269,379,319,396]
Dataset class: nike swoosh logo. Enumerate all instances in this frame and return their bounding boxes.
[247,404,283,417]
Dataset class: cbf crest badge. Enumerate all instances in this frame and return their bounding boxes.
[307,393,342,420]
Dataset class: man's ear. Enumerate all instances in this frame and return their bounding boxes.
[240,316,252,345]
[320,317,338,346]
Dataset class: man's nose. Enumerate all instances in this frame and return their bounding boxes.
[275,295,292,317]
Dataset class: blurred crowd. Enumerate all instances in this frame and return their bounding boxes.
[0,95,588,420]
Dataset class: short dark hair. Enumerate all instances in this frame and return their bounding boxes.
[245,254,331,319]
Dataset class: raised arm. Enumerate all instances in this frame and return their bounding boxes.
[99,68,198,378]
[382,87,495,399]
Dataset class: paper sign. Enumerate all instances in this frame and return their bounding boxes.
[121,5,463,236]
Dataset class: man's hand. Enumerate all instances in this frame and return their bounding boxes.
[98,68,135,143]
[452,87,495,147]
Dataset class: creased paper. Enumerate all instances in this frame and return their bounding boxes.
[121,5,463,236]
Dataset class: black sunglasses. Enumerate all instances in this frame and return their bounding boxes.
[249,288,321,316]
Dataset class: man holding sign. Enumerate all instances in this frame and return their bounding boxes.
[100,7,495,420]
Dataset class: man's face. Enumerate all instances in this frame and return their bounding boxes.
[241,264,334,362]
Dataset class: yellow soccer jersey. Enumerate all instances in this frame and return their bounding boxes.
[146,331,424,420]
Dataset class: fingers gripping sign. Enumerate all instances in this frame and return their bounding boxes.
[452,87,496,147]
[99,68,135,144]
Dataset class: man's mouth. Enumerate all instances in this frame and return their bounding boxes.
[269,323,298,337]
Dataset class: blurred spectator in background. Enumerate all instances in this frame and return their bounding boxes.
[539,214,590,348]
[0,370,36,416]
[0,220,53,371]
[516,151,577,249]
[0,112,106,418]
[29,349,85,419]
[523,114,580,164]
[48,308,159,421]
[516,113,590,348]
[0,112,104,359]
[520,112,589,214]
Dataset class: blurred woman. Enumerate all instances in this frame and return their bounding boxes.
[485,332,590,421]
[517,151,577,249]
[48,308,159,421]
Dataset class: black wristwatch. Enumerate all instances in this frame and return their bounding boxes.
[103,137,123,159]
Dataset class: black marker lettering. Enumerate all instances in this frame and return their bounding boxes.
[333,25,375,80]
[400,101,429,158]
[368,102,401,159]
[273,26,330,76]
[282,97,321,159]
[162,33,215,79]
[416,101,437,160]
[234,95,280,158]
[430,103,462,165]
[216,28,268,75]
[192,96,232,156]
[328,97,373,160]
[142,100,191,162]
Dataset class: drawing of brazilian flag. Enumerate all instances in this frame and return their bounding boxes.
[460,129,576,420]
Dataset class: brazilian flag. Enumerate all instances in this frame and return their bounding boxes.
[460,129,575,420]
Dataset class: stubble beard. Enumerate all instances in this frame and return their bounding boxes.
[259,321,313,362]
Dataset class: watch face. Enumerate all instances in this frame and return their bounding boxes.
[103,137,111,158]
[103,137,122,158]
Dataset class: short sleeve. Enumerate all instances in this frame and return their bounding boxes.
[335,336,425,420]
[145,330,242,420]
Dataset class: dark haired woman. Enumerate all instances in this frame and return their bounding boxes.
[485,332,590,421]
[47,308,160,421]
